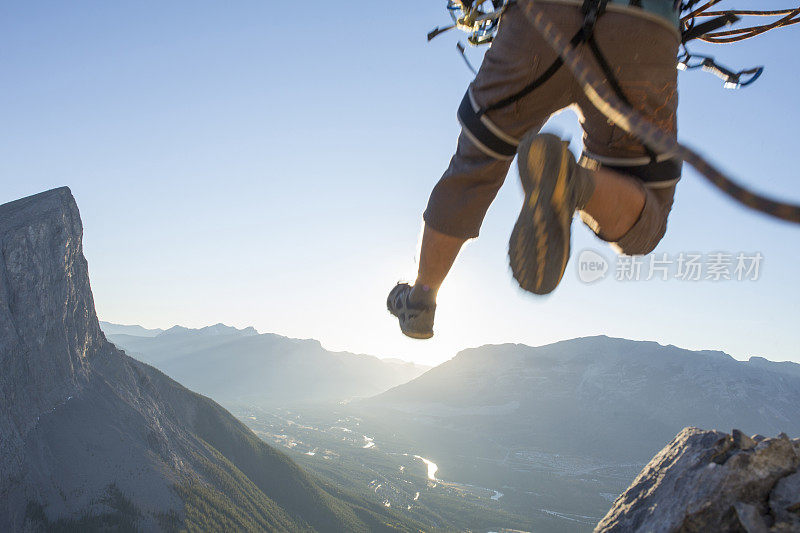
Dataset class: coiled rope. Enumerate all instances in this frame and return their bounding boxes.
[683,1,800,43]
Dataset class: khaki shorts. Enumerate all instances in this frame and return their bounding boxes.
[423,1,680,254]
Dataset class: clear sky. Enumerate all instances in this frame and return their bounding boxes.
[2,1,798,366]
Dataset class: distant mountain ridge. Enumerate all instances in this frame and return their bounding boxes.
[101,322,429,407]
[747,355,800,378]
[371,336,800,461]
[0,188,417,531]
[98,321,164,337]
[157,323,259,338]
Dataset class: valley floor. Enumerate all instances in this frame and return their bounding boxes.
[234,404,644,532]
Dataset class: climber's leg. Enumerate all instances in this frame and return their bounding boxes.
[575,7,682,256]
[386,133,510,340]
[581,167,646,241]
[580,182,677,255]
[412,224,467,302]
[387,2,576,338]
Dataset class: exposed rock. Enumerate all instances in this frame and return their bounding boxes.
[771,471,800,529]
[596,427,800,532]
[732,428,757,451]
[0,189,98,488]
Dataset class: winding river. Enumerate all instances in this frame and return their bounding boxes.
[412,455,439,481]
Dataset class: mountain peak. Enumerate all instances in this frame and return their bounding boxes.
[158,325,192,336]
[99,321,164,337]
[748,355,800,377]
[451,335,735,365]
[201,323,259,336]
[1,189,412,530]
[0,187,103,441]
[156,323,259,338]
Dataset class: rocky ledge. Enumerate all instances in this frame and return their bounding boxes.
[596,427,800,532]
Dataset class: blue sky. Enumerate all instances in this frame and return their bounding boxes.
[2,1,798,365]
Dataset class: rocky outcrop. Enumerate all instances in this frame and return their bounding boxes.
[0,189,100,488]
[0,188,181,529]
[596,427,800,532]
[0,188,417,531]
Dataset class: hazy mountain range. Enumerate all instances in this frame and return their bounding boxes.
[369,336,800,461]
[98,322,165,338]
[101,322,800,529]
[103,323,430,407]
[103,313,800,468]
[0,188,419,531]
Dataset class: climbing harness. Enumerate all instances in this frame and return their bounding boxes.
[427,0,800,223]
[431,1,799,89]
[517,0,800,223]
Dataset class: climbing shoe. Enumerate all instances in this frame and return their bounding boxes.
[387,283,435,339]
[509,132,592,295]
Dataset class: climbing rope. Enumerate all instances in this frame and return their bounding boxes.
[518,0,800,224]
[683,2,800,43]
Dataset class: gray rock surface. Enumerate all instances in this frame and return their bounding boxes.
[0,188,98,489]
[0,188,181,529]
[596,427,800,532]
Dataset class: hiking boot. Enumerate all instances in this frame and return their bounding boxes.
[509,132,592,295]
[387,283,435,339]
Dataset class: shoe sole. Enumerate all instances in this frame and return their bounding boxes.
[401,329,433,340]
[508,133,573,295]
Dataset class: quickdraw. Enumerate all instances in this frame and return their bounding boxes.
[428,0,517,45]
[678,2,800,89]
[677,51,763,89]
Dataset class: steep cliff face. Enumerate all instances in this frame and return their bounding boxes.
[0,188,416,531]
[0,189,100,489]
[0,189,174,527]
[596,428,800,532]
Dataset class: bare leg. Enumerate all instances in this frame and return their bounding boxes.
[581,167,646,241]
[411,224,467,304]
